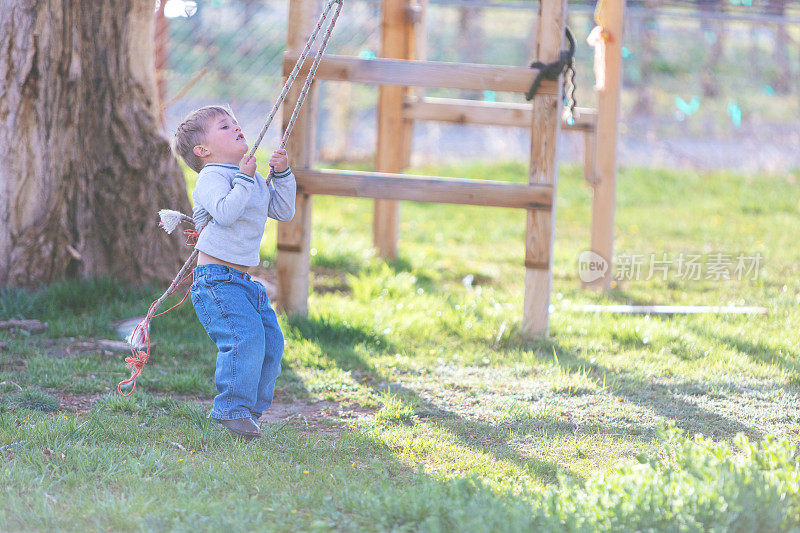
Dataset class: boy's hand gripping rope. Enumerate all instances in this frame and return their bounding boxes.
[117,0,344,396]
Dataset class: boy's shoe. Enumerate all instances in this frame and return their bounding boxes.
[212,416,262,439]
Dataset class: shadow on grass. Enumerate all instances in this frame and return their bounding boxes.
[0,398,564,531]
[311,249,364,274]
[515,335,761,441]
[286,313,398,371]
[688,323,800,378]
[389,382,586,485]
[599,287,663,307]
[284,313,582,486]
[308,249,439,296]
[310,249,417,277]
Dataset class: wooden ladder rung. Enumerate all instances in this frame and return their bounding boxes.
[403,96,596,132]
[294,168,553,210]
[283,53,559,95]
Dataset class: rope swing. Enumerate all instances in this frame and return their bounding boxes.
[117,0,344,396]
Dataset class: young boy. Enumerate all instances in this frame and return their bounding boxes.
[172,105,295,439]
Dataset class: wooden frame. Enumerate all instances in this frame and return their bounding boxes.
[282,54,560,94]
[277,0,624,336]
[402,97,596,131]
[373,0,417,259]
[587,0,625,290]
[294,169,553,209]
[275,0,317,315]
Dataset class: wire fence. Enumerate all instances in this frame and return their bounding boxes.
[159,0,800,173]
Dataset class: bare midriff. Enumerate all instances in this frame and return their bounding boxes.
[196,251,250,273]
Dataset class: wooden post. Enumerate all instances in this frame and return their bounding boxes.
[374,0,418,259]
[584,130,597,185]
[414,0,428,63]
[586,0,625,290]
[522,0,567,337]
[276,0,318,315]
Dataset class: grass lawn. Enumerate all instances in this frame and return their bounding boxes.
[1,161,799,530]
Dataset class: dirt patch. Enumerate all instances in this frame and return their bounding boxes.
[0,358,26,372]
[8,337,130,360]
[313,279,351,295]
[260,400,377,422]
[260,400,340,422]
[259,400,378,434]
[55,392,103,413]
[54,391,206,414]
[312,266,351,295]
[52,393,378,434]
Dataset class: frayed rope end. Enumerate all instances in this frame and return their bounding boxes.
[158,209,191,234]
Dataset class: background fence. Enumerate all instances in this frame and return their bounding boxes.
[158,0,800,174]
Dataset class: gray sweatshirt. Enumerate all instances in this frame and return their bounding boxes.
[191,163,296,266]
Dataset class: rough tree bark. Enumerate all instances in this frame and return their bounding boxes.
[0,0,191,288]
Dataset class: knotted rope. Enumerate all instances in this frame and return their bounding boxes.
[526,27,577,126]
[525,27,576,102]
[117,0,344,396]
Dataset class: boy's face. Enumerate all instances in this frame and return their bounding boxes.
[194,113,248,164]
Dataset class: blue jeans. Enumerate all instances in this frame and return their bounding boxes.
[190,264,284,421]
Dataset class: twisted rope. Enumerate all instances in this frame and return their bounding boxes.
[251,0,344,187]
[117,0,344,396]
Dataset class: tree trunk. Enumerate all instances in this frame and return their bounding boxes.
[0,0,191,288]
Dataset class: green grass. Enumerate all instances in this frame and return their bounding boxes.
[1,162,799,530]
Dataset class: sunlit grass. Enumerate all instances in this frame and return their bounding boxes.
[1,161,799,529]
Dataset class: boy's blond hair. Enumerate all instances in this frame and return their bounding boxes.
[172,105,236,172]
